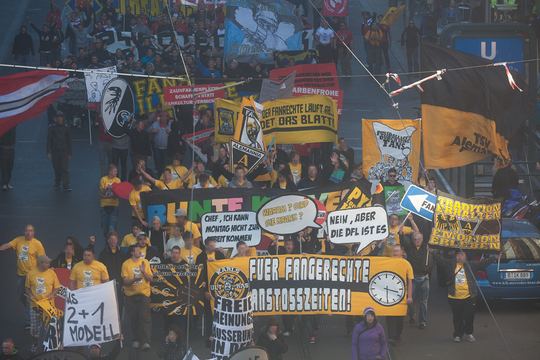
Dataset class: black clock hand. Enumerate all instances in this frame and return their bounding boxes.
[385,287,399,294]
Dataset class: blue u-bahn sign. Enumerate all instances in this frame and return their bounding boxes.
[453,36,525,73]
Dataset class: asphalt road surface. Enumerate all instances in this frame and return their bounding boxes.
[0,1,539,359]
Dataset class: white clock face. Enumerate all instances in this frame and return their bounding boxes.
[368,271,405,306]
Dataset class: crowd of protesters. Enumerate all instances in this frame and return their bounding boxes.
[0,1,510,360]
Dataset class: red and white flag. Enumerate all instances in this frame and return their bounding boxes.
[0,70,69,136]
[322,0,349,16]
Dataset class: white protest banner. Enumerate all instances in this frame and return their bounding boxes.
[201,211,261,249]
[63,281,121,347]
[211,296,253,360]
[230,347,269,360]
[256,194,321,235]
[84,66,117,103]
[326,207,389,252]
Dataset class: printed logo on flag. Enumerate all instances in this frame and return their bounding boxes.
[209,267,250,300]
[100,78,135,139]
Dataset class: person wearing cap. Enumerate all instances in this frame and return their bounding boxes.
[25,255,61,349]
[136,231,160,262]
[69,247,109,289]
[256,318,288,360]
[351,307,388,360]
[47,111,72,191]
[122,245,154,350]
[174,208,201,247]
[129,178,152,227]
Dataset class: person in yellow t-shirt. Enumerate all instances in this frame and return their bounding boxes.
[99,164,121,237]
[446,250,475,343]
[383,213,418,256]
[186,161,218,188]
[129,178,152,227]
[174,208,202,246]
[122,223,143,248]
[122,245,153,350]
[69,248,109,289]
[25,255,61,341]
[179,232,202,265]
[163,153,189,182]
[141,167,182,190]
[386,245,414,343]
[288,151,302,185]
[0,224,46,277]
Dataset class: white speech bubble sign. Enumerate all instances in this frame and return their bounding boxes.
[201,211,261,248]
[256,194,321,235]
[326,207,389,252]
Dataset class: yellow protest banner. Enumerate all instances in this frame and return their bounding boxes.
[207,255,410,316]
[430,192,502,251]
[261,95,338,144]
[36,298,62,323]
[214,98,240,143]
[362,119,421,183]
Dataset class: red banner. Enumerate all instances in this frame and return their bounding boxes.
[164,84,226,105]
[322,0,349,16]
[269,63,343,113]
[54,268,70,311]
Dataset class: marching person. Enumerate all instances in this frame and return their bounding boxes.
[51,242,79,270]
[433,249,492,343]
[99,231,128,311]
[175,209,202,247]
[99,164,121,237]
[351,307,388,360]
[0,224,45,324]
[179,232,201,265]
[69,247,110,289]
[47,112,72,191]
[12,25,34,65]
[136,232,160,262]
[403,232,432,329]
[387,245,413,343]
[25,255,60,352]
[164,224,184,259]
[0,127,16,191]
[129,178,151,227]
[383,213,418,256]
[148,216,168,257]
[400,21,421,73]
[257,318,288,360]
[122,245,153,350]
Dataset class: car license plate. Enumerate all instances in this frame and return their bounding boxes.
[504,272,532,280]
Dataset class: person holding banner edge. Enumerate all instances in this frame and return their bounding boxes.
[122,245,154,350]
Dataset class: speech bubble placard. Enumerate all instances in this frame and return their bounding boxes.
[256,194,321,235]
[201,211,261,248]
[326,207,389,252]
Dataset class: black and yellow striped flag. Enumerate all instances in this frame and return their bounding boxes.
[421,43,533,169]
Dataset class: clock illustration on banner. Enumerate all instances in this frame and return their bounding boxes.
[368,271,405,306]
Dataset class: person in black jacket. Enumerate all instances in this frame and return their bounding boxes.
[433,249,493,343]
[30,22,54,66]
[47,112,72,191]
[130,120,152,168]
[12,26,33,65]
[0,127,16,191]
[99,231,128,311]
[51,242,80,270]
[257,318,288,360]
[196,237,226,343]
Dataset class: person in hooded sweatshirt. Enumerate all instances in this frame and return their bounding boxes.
[351,307,388,360]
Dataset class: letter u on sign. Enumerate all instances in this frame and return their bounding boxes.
[480,41,496,60]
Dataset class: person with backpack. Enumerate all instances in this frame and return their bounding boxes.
[351,307,388,360]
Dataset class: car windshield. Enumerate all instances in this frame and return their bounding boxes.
[501,237,540,261]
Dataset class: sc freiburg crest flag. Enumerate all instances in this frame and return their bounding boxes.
[421,43,533,169]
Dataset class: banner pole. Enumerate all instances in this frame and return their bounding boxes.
[87,108,93,145]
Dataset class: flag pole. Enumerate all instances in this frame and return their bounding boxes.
[87,108,93,145]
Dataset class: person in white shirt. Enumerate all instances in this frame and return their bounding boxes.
[315,21,335,63]
[164,225,184,259]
